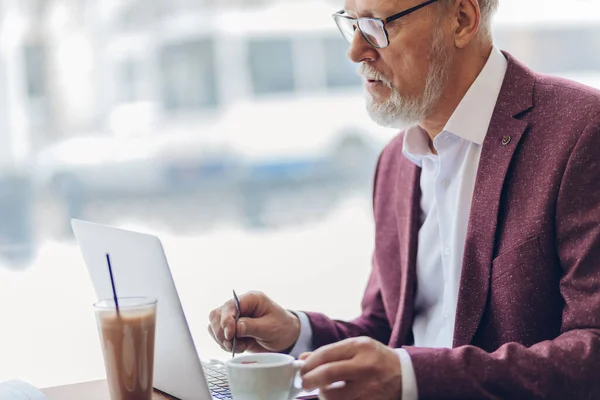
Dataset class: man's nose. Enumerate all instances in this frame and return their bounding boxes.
[347,29,377,64]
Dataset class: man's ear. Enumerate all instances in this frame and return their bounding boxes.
[452,0,481,48]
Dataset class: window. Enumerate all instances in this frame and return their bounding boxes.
[248,38,295,95]
[3,0,600,392]
[23,44,47,99]
[23,43,49,129]
[116,59,142,102]
[159,39,218,110]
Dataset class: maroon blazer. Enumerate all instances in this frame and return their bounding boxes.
[304,52,600,399]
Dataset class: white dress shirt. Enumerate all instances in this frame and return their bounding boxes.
[290,46,508,399]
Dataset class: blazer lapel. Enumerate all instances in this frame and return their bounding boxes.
[452,52,535,347]
[389,157,421,347]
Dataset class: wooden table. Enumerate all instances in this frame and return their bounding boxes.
[42,380,177,399]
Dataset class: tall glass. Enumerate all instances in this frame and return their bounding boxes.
[94,297,157,400]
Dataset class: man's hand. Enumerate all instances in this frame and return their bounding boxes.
[299,337,402,400]
[207,291,301,354]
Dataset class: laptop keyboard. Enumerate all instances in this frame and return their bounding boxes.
[202,360,232,399]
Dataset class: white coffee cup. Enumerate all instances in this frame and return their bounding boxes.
[226,353,305,400]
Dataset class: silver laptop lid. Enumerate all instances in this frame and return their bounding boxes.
[71,218,212,400]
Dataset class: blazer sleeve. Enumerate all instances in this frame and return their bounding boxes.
[404,112,600,399]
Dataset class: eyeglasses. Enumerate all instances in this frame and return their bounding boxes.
[332,0,439,49]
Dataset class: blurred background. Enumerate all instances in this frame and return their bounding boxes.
[0,0,599,389]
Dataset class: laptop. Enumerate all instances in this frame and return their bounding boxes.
[71,218,237,399]
[71,219,318,400]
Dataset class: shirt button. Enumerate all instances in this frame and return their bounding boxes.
[442,179,450,188]
[443,247,451,256]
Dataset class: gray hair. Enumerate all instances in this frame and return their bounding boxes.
[478,0,499,38]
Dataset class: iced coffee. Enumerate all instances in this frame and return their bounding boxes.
[94,297,157,400]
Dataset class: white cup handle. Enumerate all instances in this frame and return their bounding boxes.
[288,360,305,400]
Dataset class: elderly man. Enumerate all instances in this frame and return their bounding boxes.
[208,0,600,398]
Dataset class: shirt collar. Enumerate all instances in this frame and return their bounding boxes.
[403,46,508,166]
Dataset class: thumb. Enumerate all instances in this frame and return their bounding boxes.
[237,316,271,339]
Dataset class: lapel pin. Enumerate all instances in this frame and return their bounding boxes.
[502,135,511,146]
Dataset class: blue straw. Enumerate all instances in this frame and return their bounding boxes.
[106,253,119,311]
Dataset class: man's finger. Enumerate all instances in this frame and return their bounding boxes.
[299,352,312,361]
[219,300,238,340]
[209,310,227,343]
[207,325,229,353]
[231,337,250,353]
[301,360,361,390]
[301,340,358,374]
[236,291,265,316]
[235,316,273,340]
[221,291,266,340]
[317,381,361,400]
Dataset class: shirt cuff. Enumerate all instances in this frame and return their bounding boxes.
[395,348,419,400]
[288,311,314,358]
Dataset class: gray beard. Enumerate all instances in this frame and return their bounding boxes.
[364,29,451,129]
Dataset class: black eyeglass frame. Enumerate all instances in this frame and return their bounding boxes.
[332,0,440,48]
